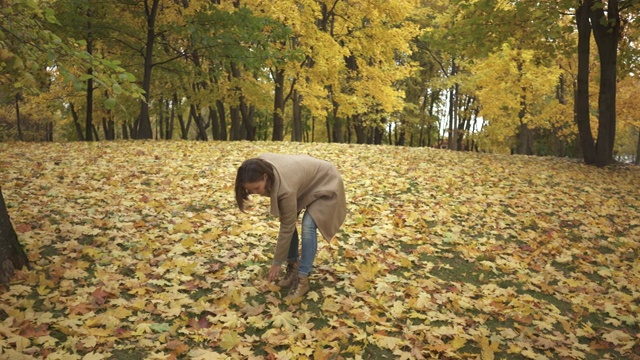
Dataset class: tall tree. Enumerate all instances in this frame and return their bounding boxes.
[134,0,161,139]
[588,0,624,166]
[575,1,596,164]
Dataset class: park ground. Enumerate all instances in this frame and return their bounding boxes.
[0,141,638,359]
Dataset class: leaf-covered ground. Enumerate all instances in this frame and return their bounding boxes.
[0,141,638,360]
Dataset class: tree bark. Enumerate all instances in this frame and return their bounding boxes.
[635,128,640,165]
[85,9,95,142]
[291,89,303,142]
[69,103,85,141]
[575,2,596,164]
[15,94,23,142]
[229,62,255,140]
[190,105,208,141]
[216,100,227,140]
[229,106,243,140]
[136,0,160,139]
[209,105,220,140]
[353,115,366,144]
[0,188,30,284]
[590,0,620,167]
[272,67,286,141]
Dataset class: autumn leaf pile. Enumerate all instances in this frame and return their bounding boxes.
[0,141,638,360]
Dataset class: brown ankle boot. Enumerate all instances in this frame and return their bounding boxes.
[277,262,299,287]
[284,275,309,303]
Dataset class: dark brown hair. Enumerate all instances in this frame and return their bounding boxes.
[234,158,274,211]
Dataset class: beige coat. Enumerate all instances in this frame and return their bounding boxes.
[259,153,346,264]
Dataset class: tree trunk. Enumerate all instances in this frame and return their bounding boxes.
[291,89,303,142]
[102,117,115,140]
[575,3,596,164]
[69,103,85,141]
[136,0,160,139]
[92,124,99,141]
[45,122,53,142]
[85,14,94,142]
[448,60,458,150]
[209,105,220,140]
[229,63,255,141]
[216,100,227,141]
[272,67,286,141]
[635,128,640,165]
[590,0,620,167]
[15,94,23,142]
[178,107,192,140]
[353,115,366,144]
[0,188,30,284]
[242,102,255,140]
[397,121,406,146]
[166,97,174,140]
[229,106,243,140]
[190,105,208,141]
[373,123,384,145]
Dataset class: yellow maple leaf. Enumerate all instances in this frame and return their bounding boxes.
[270,310,298,331]
[478,336,499,360]
[374,334,403,351]
[450,335,467,349]
[181,237,197,248]
[602,329,632,345]
[219,330,241,351]
[172,220,193,234]
[81,336,98,348]
[353,273,372,291]
[132,323,153,335]
[82,352,107,360]
[321,298,342,313]
[188,349,227,360]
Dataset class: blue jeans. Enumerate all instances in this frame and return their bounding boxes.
[287,211,318,276]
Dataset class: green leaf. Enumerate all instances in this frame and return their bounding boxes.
[44,8,60,25]
[104,98,117,110]
[112,83,123,95]
[150,323,171,333]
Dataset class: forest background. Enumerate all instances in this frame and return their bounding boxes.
[1,0,640,165]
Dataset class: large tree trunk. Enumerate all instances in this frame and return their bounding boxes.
[0,188,30,284]
[229,106,243,140]
[216,100,227,140]
[575,3,596,164]
[135,0,159,139]
[590,0,620,167]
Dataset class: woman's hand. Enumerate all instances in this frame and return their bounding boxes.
[268,264,282,282]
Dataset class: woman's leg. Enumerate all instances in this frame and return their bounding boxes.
[287,228,299,263]
[278,228,300,287]
[298,211,318,276]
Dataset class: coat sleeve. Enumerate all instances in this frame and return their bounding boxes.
[272,191,298,265]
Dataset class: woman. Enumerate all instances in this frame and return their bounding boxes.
[235,153,346,303]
